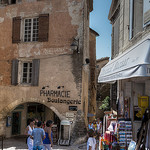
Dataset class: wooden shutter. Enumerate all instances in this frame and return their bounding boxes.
[38,14,49,42]
[11,59,18,85]
[12,17,21,43]
[31,59,40,86]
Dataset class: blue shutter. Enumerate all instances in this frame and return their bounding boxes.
[31,59,40,86]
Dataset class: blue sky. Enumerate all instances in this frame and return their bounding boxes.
[90,0,112,59]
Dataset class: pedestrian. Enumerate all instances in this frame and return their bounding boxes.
[96,118,102,136]
[87,129,97,150]
[93,120,97,132]
[42,120,47,129]
[30,121,46,150]
[43,120,53,150]
[88,121,94,130]
[24,118,35,150]
[34,118,39,128]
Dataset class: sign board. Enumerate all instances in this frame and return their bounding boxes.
[69,106,77,111]
[143,0,150,27]
[66,112,74,118]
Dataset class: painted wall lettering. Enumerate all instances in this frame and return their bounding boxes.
[40,90,70,98]
[40,86,81,105]
[47,98,81,105]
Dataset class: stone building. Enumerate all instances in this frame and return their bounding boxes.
[0,0,96,144]
[88,28,99,122]
[96,57,110,119]
[99,0,150,141]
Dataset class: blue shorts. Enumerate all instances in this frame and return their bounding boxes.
[33,145,43,150]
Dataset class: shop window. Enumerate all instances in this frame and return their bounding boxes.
[12,14,49,43]
[11,59,40,86]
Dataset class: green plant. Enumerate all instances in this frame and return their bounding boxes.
[99,96,110,111]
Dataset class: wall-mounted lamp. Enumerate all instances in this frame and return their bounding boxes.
[70,38,79,53]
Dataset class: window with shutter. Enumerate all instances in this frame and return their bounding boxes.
[13,14,49,43]
[12,17,21,43]
[12,59,40,86]
[38,14,49,42]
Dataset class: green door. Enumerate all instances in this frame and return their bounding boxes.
[12,112,21,135]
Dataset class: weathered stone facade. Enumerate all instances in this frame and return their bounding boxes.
[0,0,95,144]
[96,57,110,119]
[108,0,150,141]
[88,28,99,122]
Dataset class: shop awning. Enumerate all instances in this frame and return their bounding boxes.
[98,39,150,83]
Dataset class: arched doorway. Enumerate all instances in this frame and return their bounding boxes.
[6,102,60,144]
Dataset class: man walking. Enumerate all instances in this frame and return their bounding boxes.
[31,121,46,150]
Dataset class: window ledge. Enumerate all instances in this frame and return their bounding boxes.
[17,83,32,87]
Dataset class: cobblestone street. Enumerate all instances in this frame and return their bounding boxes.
[0,137,88,150]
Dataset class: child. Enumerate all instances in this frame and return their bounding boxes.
[87,129,97,150]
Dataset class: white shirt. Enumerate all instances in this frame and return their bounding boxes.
[87,137,96,150]
[97,122,101,131]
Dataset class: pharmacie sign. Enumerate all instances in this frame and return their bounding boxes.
[40,86,81,105]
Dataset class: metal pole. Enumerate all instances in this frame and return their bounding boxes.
[2,135,3,150]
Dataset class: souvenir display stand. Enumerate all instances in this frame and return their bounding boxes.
[99,111,117,150]
[117,119,132,150]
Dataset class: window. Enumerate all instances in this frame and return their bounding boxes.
[143,0,150,27]
[22,62,32,84]
[12,14,49,43]
[11,59,40,86]
[11,0,16,4]
[129,0,143,39]
[24,18,39,42]
[112,13,120,59]
[0,0,16,5]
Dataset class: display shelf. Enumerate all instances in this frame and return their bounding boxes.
[117,119,133,149]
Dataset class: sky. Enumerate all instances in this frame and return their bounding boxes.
[90,0,112,60]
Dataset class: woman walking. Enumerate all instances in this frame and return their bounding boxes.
[87,129,97,150]
[25,118,35,150]
[43,120,53,150]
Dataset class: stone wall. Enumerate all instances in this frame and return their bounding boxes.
[0,0,93,142]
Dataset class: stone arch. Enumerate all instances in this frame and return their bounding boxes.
[0,98,65,121]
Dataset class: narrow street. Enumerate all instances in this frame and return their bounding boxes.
[0,137,88,150]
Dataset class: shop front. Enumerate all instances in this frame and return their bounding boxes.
[98,38,150,148]
[2,82,83,144]
[5,102,60,144]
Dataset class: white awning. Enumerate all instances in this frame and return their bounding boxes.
[98,39,150,83]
